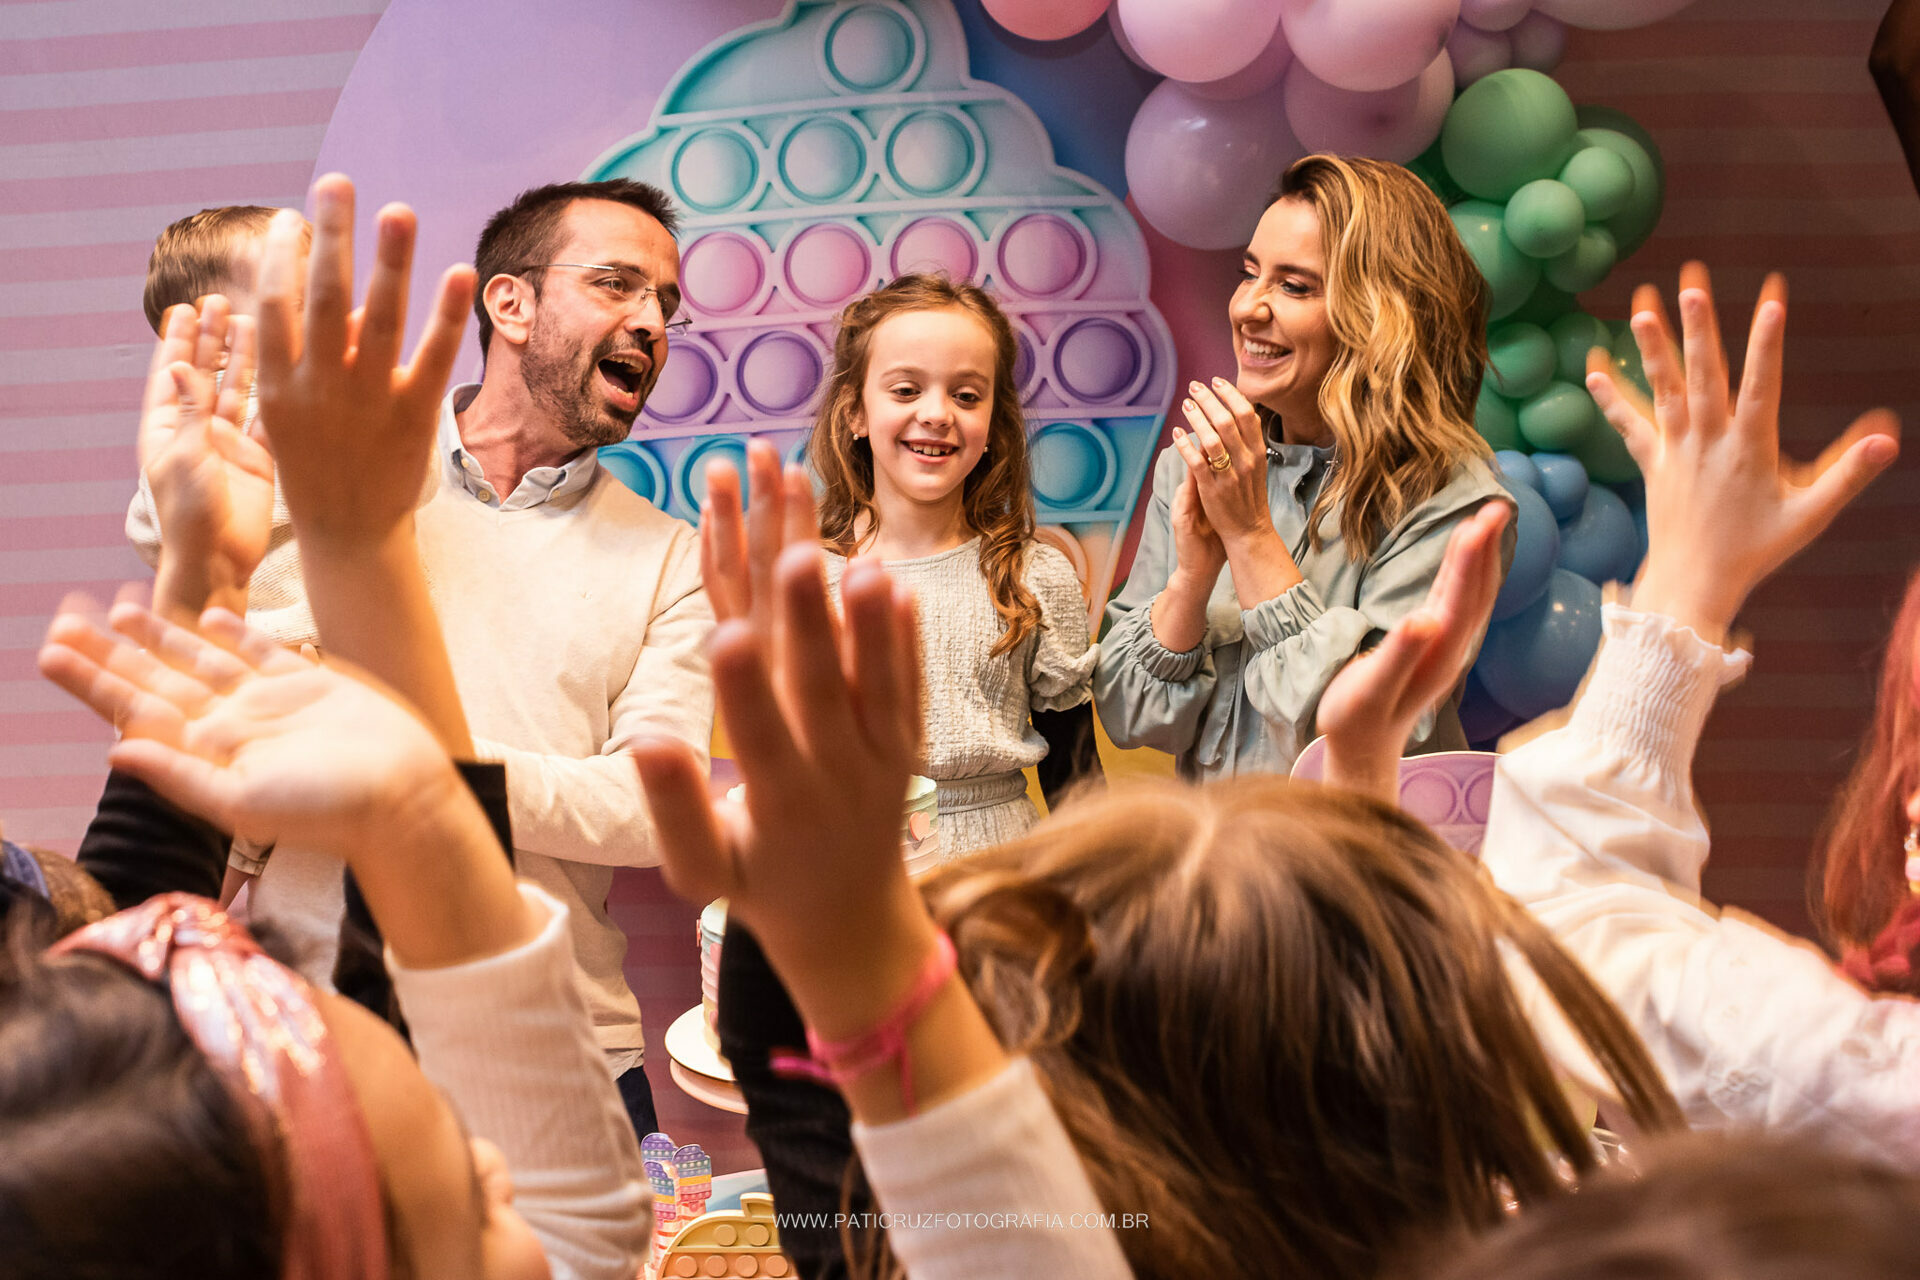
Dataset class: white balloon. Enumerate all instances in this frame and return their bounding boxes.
[1508,10,1566,72]
[1280,0,1460,93]
[1282,50,1454,163]
[1447,21,1512,87]
[1124,80,1306,250]
[1459,0,1533,32]
[1534,0,1696,28]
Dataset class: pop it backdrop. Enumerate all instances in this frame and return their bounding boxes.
[584,0,1179,625]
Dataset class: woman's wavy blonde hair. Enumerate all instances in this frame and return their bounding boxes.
[902,778,1683,1280]
[1270,155,1493,558]
[807,274,1040,657]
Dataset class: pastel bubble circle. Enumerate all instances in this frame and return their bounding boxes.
[676,436,750,510]
[673,128,757,213]
[737,332,824,415]
[887,110,975,196]
[1464,768,1494,822]
[1053,318,1143,403]
[1028,422,1117,510]
[1399,770,1459,823]
[597,443,667,506]
[997,214,1087,298]
[642,344,717,424]
[890,216,977,280]
[784,223,871,308]
[824,4,917,92]
[1013,326,1037,393]
[780,118,867,203]
[680,232,764,315]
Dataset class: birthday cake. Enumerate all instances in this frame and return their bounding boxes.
[587,0,1176,628]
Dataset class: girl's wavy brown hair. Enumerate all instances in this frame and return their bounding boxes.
[807,274,1040,657]
[1814,568,1920,958]
[913,777,1682,1279]
[1268,155,1494,559]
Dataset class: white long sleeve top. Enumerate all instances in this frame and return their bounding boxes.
[390,883,650,1280]
[852,1057,1136,1280]
[1481,604,1920,1168]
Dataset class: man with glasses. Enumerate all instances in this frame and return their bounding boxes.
[423,179,713,1140]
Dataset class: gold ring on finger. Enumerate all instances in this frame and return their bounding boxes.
[1208,451,1231,472]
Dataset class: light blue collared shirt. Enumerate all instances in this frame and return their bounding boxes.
[437,383,602,510]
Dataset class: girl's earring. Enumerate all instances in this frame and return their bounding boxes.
[1905,824,1920,895]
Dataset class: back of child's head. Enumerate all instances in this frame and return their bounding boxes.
[917,777,1681,1279]
[1413,1131,1920,1280]
[142,206,287,333]
[0,922,282,1278]
[0,841,113,942]
[808,273,1041,653]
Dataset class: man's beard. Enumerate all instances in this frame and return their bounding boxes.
[519,321,655,449]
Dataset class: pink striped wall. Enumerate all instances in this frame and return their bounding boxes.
[3,0,1917,1163]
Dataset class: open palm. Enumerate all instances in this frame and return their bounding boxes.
[40,600,453,855]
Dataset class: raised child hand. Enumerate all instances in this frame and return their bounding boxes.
[255,173,475,550]
[1586,263,1900,643]
[38,598,524,965]
[141,298,275,623]
[1317,502,1510,802]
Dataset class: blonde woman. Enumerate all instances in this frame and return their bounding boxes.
[1096,154,1514,775]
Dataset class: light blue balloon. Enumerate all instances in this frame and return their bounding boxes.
[1493,449,1543,494]
[1556,485,1641,586]
[1476,568,1604,720]
[1493,481,1559,621]
[1532,452,1588,522]
[1459,669,1521,747]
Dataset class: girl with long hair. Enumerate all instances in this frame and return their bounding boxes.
[776,273,1097,857]
[637,475,1683,1279]
[1097,154,1512,776]
[1811,570,1920,987]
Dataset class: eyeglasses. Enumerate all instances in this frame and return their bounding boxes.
[519,262,693,335]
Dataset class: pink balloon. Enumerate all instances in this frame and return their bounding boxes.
[1107,5,1152,68]
[983,0,1113,41]
[1508,10,1566,71]
[1447,21,1512,87]
[1187,20,1294,99]
[1280,0,1460,93]
[1116,0,1284,84]
[1533,0,1695,28]
[1460,0,1533,32]
[1124,79,1306,250]
[1282,51,1453,163]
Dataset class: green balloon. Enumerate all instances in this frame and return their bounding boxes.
[1609,320,1652,397]
[1507,277,1578,328]
[1475,381,1523,451]
[1487,322,1556,399]
[1408,138,1464,206]
[1544,226,1619,293]
[1559,146,1634,222]
[1573,127,1662,257]
[1574,105,1665,189]
[1573,412,1640,482]
[1505,179,1587,259]
[1549,311,1609,383]
[1441,69,1580,202]
[1449,200,1540,321]
[1517,381,1599,451]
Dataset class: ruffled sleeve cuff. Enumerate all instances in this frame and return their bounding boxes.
[1572,605,1752,779]
[1119,600,1207,683]
[1241,580,1328,651]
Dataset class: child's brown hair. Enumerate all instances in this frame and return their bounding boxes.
[142,206,287,333]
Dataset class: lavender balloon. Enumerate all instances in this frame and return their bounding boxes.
[1534,0,1697,29]
[1124,79,1305,249]
[1446,21,1512,88]
[1282,51,1453,164]
[1508,10,1566,71]
[1116,0,1283,83]
[1281,0,1461,93]
[1460,0,1534,31]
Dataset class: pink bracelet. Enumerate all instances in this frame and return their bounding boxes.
[770,932,958,1117]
